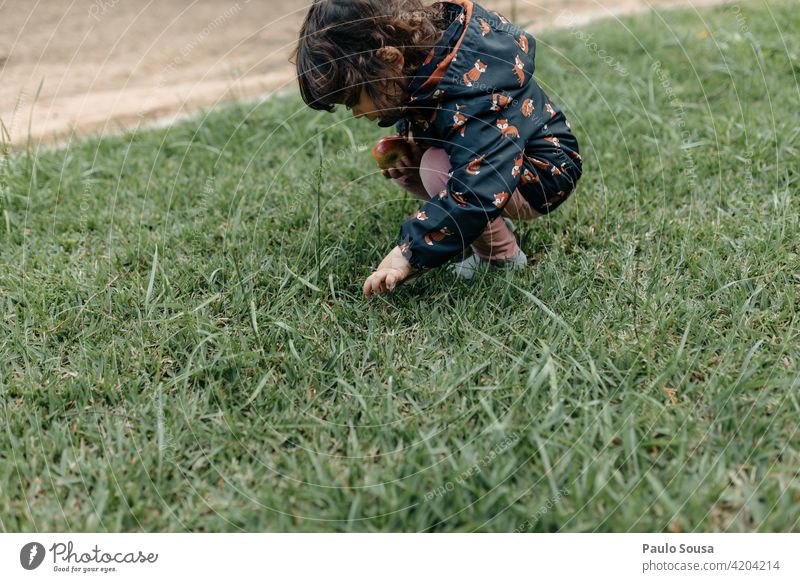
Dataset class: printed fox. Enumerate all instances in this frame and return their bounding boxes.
[490,93,512,111]
[451,191,468,207]
[520,168,539,185]
[452,110,468,137]
[544,136,561,148]
[478,17,491,36]
[545,103,556,118]
[512,153,524,178]
[521,98,535,117]
[415,210,428,221]
[543,191,566,208]
[496,119,520,138]
[463,59,487,87]
[492,10,510,24]
[466,156,485,175]
[493,192,510,207]
[513,55,526,86]
[423,227,453,246]
[527,156,551,170]
[516,34,529,54]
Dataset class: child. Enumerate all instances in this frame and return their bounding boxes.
[294,0,582,297]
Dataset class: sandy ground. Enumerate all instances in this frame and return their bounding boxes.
[0,0,725,147]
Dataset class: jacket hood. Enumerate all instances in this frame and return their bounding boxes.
[378,0,473,127]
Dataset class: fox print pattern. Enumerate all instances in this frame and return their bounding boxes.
[544,136,561,148]
[395,1,581,270]
[521,98,535,117]
[452,111,468,136]
[491,93,512,111]
[466,156,485,175]
[493,192,510,207]
[492,10,510,24]
[513,55,526,86]
[520,168,539,185]
[516,34,529,54]
[496,119,520,138]
[424,227,453,246]
[512,153,524,178]
[451,191,468,207]
[463,60,487,87]
[528,156,550,170]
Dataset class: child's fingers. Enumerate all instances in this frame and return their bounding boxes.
[363,272,386,298]
[385,272,399,291]
[363,273,375,297]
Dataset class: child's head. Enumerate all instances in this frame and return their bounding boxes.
[294,0,445,122]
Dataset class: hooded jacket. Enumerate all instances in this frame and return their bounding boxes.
[392,0,581,270]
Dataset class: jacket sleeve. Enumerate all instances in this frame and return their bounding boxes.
[396,97,525,270]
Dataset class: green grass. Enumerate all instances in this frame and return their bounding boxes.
[1,0,798,532]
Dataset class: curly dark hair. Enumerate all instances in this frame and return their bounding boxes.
[293,0,447,115]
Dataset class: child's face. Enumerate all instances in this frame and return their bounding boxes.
[348,89,381,121]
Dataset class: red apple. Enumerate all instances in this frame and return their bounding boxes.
[372,136,412,170]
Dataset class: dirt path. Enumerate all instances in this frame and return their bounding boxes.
[0,0,725,147]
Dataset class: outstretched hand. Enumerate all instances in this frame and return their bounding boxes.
[363,245,414,298]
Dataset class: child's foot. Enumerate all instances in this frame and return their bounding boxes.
[450,248,527,280]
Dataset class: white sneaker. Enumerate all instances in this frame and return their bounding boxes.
[450,248,527,280]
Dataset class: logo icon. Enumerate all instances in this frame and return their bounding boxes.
[20,542,46,570]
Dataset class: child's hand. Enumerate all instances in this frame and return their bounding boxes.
[363,245,414,298]
[380,135,424,181]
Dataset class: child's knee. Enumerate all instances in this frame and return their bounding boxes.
[419,147,451,198]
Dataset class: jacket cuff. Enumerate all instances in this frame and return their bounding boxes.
[397,231,428,271]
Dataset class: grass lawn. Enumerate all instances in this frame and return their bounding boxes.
[1,0,798,532]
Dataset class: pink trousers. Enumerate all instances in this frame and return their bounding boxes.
[393,147,540,260]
